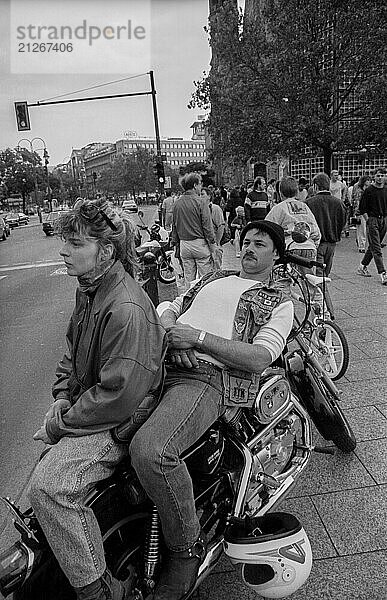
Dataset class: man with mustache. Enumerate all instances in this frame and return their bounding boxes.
[130,220,294,600]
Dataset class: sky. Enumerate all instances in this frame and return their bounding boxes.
[0,0,221,165]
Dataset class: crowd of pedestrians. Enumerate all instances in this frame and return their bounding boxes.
[160,166,386,288]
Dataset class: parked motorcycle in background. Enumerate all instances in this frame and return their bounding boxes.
[0,254,355,600]
[136,211,176,284]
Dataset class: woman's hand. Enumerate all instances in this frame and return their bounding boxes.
[33,424,54,445]
[169,349,199,369]
[44,399,71,422]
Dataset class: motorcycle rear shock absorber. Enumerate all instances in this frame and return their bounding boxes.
[144,505,161,588]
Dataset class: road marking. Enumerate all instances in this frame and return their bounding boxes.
[0,275,7,281]
[0,260,64,273]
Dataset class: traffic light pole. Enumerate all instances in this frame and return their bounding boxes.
[15,73,165,194]
[149,71,164,196]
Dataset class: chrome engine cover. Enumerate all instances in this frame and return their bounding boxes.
[230,387,312,519]
[253,374,291,424]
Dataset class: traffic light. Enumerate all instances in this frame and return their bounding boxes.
[14,102,31,131]
[154,160,165,184]
[43,148,49,166]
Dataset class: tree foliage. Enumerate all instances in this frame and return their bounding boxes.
[192,0,386,173]
[97,148,182,197]
[0,147,60,209]
[179,161,216,187]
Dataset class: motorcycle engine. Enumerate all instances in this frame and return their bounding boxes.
[224,373,306,516]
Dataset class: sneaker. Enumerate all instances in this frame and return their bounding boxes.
[357,265,371,277]
[380,272,387,285]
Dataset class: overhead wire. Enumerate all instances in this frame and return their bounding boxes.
[39,72,149,103]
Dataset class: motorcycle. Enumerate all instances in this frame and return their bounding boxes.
[0,254,355,600]
[136,212,176,285]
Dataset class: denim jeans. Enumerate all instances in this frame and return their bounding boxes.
[28,431,127,588]
[316,241,336,276]
[356,215,367,251]
[362,216,387,274]
[130,363,225,552]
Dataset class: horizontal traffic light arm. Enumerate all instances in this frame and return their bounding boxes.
[29,90,153,107]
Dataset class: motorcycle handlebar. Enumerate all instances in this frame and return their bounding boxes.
[283,251,325,270]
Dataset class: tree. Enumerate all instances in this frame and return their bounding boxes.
[0,148,38,211]
[179,161,216,187]
[192,0,386,174]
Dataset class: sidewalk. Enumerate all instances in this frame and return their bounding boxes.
[195,234,387,600]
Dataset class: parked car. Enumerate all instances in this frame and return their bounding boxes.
[122,199,138,213]
[0,216,9,240]
[42,211,62,236]
[4,213,20,228]
[18,212,29,226]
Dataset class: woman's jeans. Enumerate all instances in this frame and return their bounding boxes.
[130,363,225,552]
[28,431,127,588]
[180,238,214,283]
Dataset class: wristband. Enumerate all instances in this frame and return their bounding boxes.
[197,330,207,347]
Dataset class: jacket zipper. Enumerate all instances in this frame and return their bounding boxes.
[73,296,92,382]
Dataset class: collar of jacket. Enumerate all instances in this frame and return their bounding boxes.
[181,189,200,197]
[78,261,126,315]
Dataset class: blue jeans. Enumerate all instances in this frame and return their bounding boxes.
[130,363,225,551]
[362,216,387,274]
[28,431,127,588]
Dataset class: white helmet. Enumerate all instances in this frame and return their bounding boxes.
[223,512,312,598]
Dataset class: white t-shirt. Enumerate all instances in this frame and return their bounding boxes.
[159,276,293,366]
[330,180,345,200]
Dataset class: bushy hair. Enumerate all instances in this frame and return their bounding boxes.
[279,176,299,198]
[55,199,138,278]
[180,172,201,191]
[312,172,330,191]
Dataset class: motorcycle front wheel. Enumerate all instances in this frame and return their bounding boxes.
[308,320,349,380]
[158,256,176,284]
[291,364,356,453]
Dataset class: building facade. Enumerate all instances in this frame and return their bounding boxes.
[115,136,206,167]
[209,0,386,185]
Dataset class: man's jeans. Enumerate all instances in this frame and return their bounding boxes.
[28,431,127,588]
[316,241,337,276]
[362,216,387,274]
[130,363,225,551]
[356,215,367,251]
[180,238,214,283]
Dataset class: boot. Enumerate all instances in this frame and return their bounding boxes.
[152,531,206,600]
[75,569,130,600]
